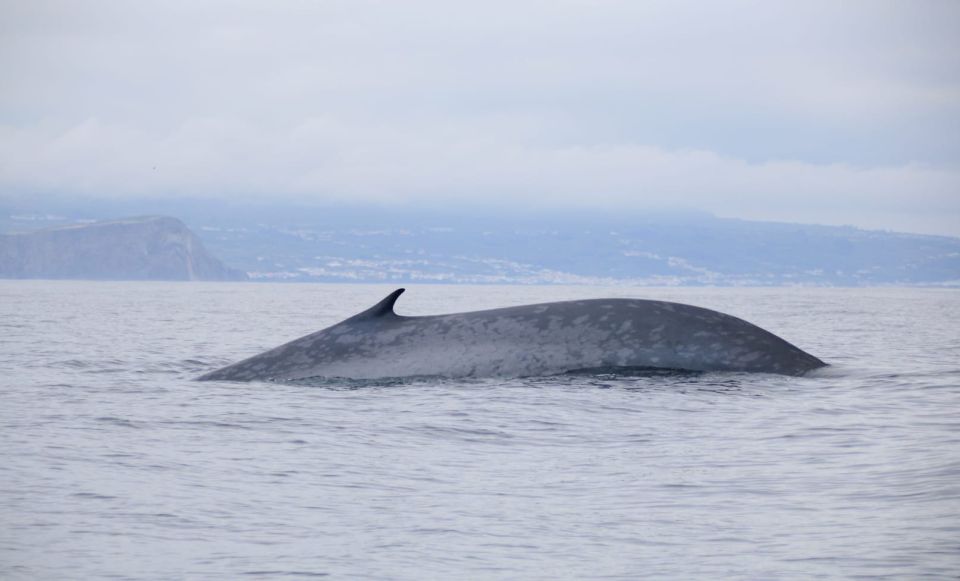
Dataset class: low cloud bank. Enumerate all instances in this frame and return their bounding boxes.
[2,116,957,236]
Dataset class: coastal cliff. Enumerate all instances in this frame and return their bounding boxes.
[0,216,247,281]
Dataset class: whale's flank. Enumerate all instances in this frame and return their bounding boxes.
[197,289,825,382]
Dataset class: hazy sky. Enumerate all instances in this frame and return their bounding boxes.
[1,0,958,235]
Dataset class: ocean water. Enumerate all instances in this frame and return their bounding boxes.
[1,281,958,580]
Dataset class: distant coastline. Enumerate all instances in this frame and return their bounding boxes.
[2,209,958,286]
[0,216,247,282]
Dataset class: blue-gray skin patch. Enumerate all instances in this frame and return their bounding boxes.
[196,288,826,382]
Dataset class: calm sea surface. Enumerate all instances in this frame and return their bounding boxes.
[1,281,958,580]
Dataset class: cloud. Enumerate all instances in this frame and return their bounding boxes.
[2,114,957,234]
[0,0,958,234]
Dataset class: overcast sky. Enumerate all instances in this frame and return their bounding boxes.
[1,0,958,235]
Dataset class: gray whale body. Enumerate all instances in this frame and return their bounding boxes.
[197,289,825,382]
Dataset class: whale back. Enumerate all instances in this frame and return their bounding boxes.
[197,290,825,381]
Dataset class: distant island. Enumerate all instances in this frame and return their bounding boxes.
[0,216,247,281]
[2,205,958,286]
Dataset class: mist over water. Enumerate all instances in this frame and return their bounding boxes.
[1,282,958,579]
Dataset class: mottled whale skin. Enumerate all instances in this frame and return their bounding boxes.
[197,289,825,382]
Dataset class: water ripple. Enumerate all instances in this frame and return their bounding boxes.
[1,282,958,580]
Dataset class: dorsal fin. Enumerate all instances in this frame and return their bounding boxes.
[354,288,405,319]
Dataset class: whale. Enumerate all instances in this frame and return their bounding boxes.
[196,288,825,382]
